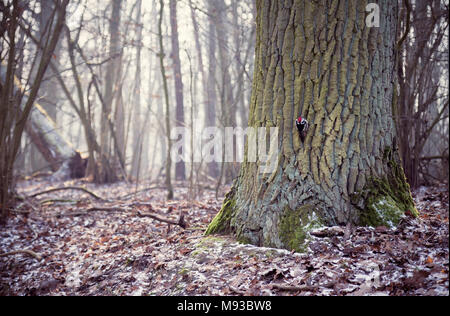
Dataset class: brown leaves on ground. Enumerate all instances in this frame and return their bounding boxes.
[0,179,448,296]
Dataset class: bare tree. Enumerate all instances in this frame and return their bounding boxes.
[396,0,449,187]
[0,0,69,222]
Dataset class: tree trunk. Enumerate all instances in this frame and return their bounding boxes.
[206,0,417,252]
[30,0,63,173]
[130,0,143,181]
[100,0,122,183]
[205,1,219,179]
[169,0,186,181]
[158,0,174,199]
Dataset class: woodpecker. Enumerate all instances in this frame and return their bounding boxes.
[295,116,309,143]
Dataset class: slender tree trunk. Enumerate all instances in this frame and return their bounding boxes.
[130,0,143,180]
[212,0,237,183]
[205,1,219,179]
[30,0,63,173]
[169,0,186,181]
[206,0,417,252]
[100,0,122,182]
[158,0,174,199]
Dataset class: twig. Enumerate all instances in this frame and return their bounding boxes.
[0,249,42,261]
[30,186,105,200]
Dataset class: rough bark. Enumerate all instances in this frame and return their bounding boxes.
[206,0,417,252]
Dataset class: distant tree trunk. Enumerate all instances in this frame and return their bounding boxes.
[100,0,122,183]
[130,0,143,181]
[213,0,237,183]
[205,1,219,179]
[158,0,174,199]
[169,0,186,181]
[206,0,417,252]
[30,0,62,172]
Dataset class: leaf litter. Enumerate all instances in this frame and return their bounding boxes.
[0,179,448,296]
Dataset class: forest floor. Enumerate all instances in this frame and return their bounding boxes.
[0,177,448,296]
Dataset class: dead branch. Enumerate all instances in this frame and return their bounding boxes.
[57,206,129,217]
[137,210,187,229]
[30,186,105,200]
[0,249,42,261]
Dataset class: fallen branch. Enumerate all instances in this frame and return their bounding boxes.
[0,249,42,261]
[57,206,129,217]
[40,199,77,205]
[137,210,187,229]
[30,186,105,201]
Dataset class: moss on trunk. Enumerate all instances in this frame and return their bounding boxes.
[279,205,324,252]
[351,146,418,228]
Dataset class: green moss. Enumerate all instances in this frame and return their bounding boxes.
[236,235,252,245]
[204,198,236,235]
[360,195,404,228]
[279,205,324,252]
[179,268,190,275]
[352,146,418,227]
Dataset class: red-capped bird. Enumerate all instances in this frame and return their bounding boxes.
[295,116,309,143]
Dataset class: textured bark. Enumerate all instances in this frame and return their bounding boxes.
[206,0,416,251]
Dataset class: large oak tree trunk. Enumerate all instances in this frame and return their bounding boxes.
[206,0,417,252]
